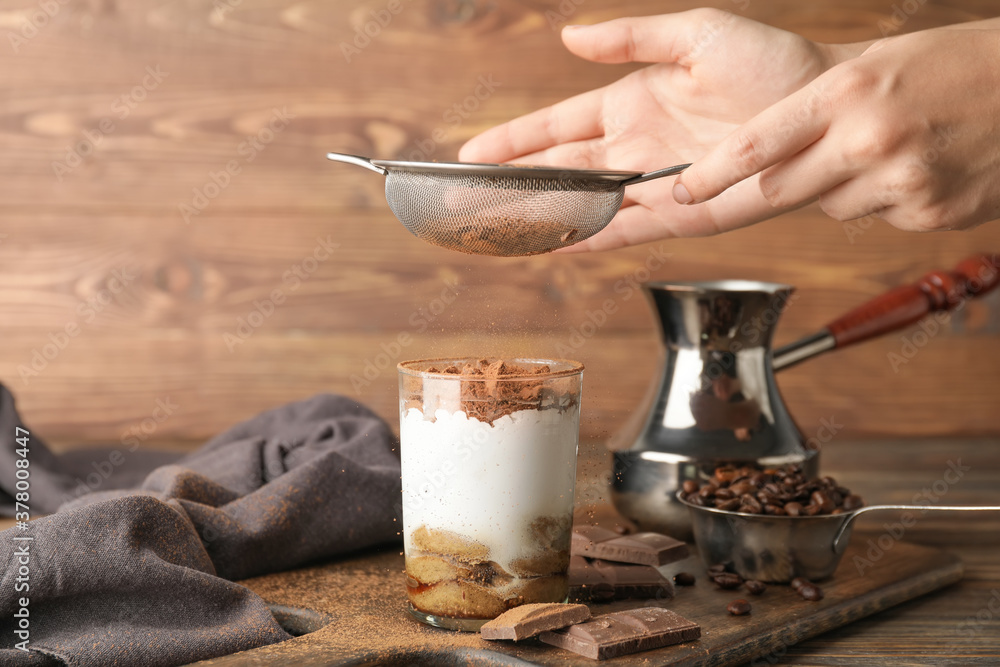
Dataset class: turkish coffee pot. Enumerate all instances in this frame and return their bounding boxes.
[611,254,999,539]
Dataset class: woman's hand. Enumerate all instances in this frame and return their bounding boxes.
[460,10,859,251]
[674,27,1000,232]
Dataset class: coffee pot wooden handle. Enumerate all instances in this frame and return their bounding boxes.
[772,254,999,371]
[825,253,999,347]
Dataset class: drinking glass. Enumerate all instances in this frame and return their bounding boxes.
[398,358,584,630]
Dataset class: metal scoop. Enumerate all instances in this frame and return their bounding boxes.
[679,493,1000,583]
[326,152,689,257]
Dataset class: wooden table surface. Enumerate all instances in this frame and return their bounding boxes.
[6,437,999,665]
[212,437,1000,666]
[748,438,1000,665]
[2,0,999,446]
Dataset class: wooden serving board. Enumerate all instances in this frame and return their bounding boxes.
[191,537,963,666]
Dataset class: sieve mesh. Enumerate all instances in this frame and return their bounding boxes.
[384,172,625,257]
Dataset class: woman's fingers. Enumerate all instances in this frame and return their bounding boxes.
[458,87,605,163]
[815,176,894,222]
[502,137,610,170]
[462,10,726,164]
[561,9,733,65]
[558,175,786,253]
[673,78,833,205]
[554,204,672,253]
[461,10,728,166]
[754,134,854,211]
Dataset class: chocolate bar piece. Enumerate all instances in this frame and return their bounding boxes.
[570,525,620,556]
[572,526,688,567]
[568,556,674,602]
[480,603,591,641]
[539,607,701,659]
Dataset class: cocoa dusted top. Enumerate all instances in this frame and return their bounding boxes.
[423,358,578,424]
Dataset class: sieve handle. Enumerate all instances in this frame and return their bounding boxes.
[621,163,691,186]
[325,152,388,176]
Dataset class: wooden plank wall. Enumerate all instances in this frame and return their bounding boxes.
[0,0,998,446]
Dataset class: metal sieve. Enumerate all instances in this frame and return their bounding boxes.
[326,152,689,257]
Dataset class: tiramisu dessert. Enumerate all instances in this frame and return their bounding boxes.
[398,358,584,627]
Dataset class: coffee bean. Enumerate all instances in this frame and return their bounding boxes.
[707,564,727,576]
[727,599,752,615]
[729,481,754,496]
[673,572,696,586]
[798,583,824,601]
[790,577,811,592]
[713,573,743,590]
[811,490,835,513]
[681,463,864,517]
[744,580,767,595]
[843,494,866,511]
[714,487,736,500]
[756,490,777,505]
[714,465,737,481]
[716,498,741,511]
[741,496,763,514]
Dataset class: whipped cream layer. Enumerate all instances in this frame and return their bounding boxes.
[401,405,579,569]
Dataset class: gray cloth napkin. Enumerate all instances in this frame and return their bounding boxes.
[0,386,402,666]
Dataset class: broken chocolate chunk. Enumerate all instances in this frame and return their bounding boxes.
[571,527,688,567]
[480,603,591,641]
[568,556,673,602]
[571,525,620,557]
[539,607,701,659]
